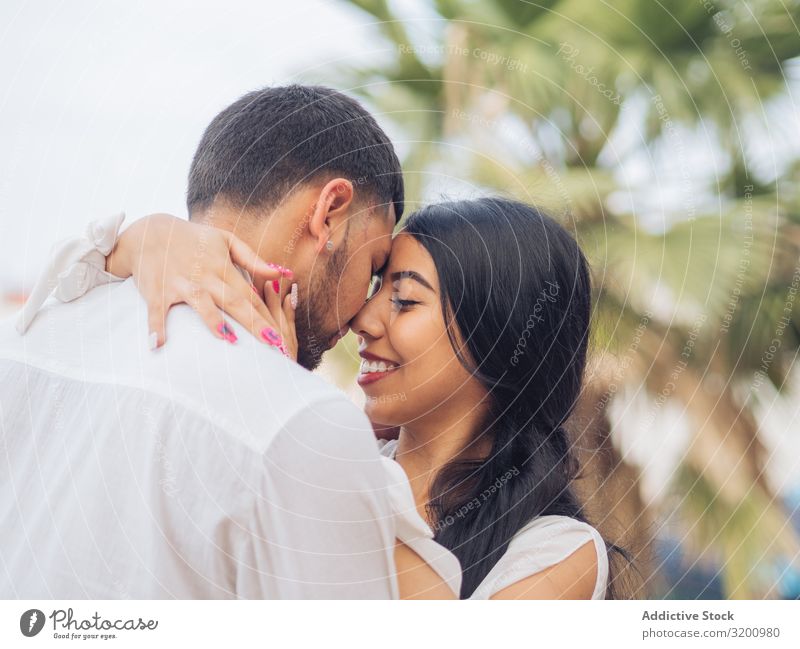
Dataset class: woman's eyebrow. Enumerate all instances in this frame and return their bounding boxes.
[390,270,434,291]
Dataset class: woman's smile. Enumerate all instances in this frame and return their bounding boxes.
[357,350,401,386]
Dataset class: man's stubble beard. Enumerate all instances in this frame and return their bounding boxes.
[294,238,349,371]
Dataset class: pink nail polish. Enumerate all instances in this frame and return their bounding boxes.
[272,280,280,294]
[217,322,237,344]
[261,327,282,347]
[251,283,259,294]
[267,263,294,279]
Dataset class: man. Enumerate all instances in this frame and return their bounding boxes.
[0,85,416,598]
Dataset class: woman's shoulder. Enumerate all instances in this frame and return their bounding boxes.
[514,514,601,539]
[470,515,609,600]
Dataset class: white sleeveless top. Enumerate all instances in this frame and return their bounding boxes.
[379,439,609,599]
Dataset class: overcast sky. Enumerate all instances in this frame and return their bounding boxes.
[0,0,401,290]
[2,1,798,292]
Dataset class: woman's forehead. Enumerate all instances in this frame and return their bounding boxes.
[386,232,423,262]
[384,234,437,285]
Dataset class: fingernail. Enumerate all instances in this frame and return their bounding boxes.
[148,331,158,351]
[272,280,280,294]
[261,327,282,347]
[251,283,259,294]
[217,322,238,344]
[290,283,298,310]
[267,263,294,278]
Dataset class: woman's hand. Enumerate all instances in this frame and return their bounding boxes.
[106,213,297,358]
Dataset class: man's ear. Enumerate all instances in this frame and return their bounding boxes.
[308,178,355,254]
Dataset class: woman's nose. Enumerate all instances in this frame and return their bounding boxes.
[350,293,385,340]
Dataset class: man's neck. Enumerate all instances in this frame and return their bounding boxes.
[190,200,303,270]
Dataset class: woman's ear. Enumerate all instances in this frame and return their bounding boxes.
[308,178,354,253]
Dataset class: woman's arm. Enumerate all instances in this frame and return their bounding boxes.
[15,213,127,334]
[18,212,296,354]
[489,540,598,600]
[106,213,295,353]
[395,542,457,599]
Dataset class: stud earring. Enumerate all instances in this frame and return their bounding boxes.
[325,240,334,251]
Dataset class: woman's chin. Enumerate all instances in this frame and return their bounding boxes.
[359,371,412,426]
[363,400,391,426]
[363,398,406,429]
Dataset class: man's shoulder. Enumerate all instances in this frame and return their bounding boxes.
[0,280,363,453]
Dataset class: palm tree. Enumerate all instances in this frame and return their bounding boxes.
[325,0,800,598]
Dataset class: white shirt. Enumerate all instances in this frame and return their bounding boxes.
[0,258,461,598]
[378,440,609,599]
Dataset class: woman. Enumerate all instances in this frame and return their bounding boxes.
[26,197,635,599]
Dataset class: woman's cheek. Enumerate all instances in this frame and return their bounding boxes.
[367,308,446,422]
[390,307,439,359]
[404,347,455,413]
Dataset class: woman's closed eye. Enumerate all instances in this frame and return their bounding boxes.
[390,296,421,311]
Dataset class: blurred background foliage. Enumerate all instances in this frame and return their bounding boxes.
[321,0,800,598]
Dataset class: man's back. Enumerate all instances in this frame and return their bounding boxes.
[0,280,395,598]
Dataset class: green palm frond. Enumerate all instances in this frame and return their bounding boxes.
[333,0,800,598]
[673,463,800,599]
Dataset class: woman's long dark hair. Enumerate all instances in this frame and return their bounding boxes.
[403,197,636,598]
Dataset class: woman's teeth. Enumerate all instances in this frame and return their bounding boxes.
[359,360,399,374]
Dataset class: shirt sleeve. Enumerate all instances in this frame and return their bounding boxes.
[470,516,608,600]
[16,212,126,334]
[234,397,398,599]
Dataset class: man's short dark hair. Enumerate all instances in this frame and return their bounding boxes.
[187,85,404,221]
